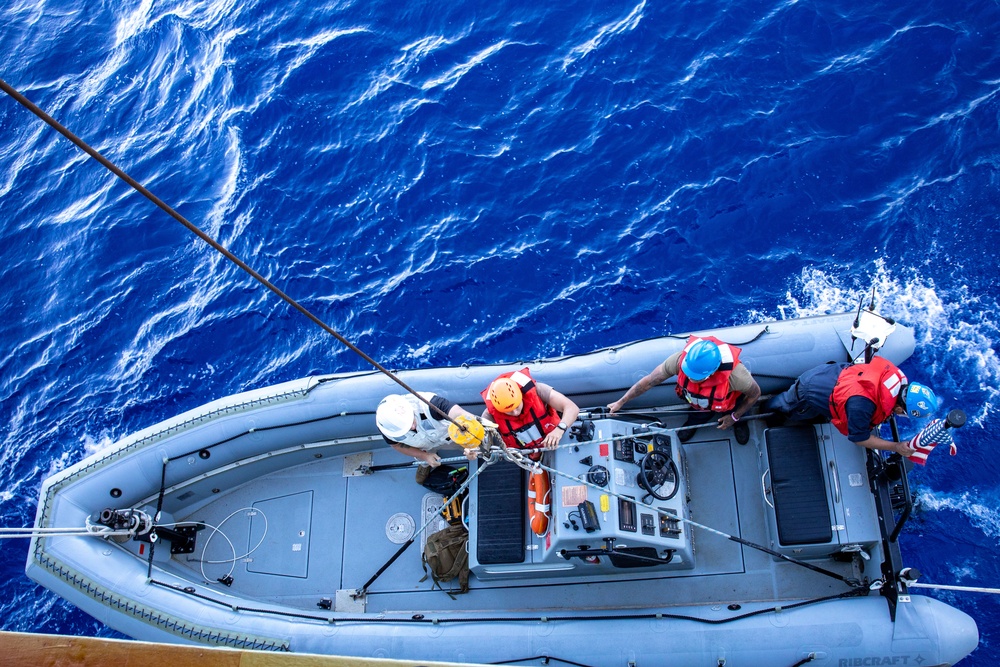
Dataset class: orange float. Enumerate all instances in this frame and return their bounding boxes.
[527,470,551,536]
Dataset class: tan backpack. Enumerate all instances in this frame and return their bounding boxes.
[421,524,470,597]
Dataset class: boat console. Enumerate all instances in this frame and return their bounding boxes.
[468,418,695,580]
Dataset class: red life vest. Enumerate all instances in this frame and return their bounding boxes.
[674,336,743,412]
[482,368,561,454]
[829,357,907,436]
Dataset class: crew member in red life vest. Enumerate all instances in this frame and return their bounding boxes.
[607,336,761,443]
[766,357,938,456]
[481,368,581,456]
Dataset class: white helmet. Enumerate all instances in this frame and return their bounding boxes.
[376,395,415,439]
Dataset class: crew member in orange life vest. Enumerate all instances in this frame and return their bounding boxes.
[766,357,938,456]
[482,368,580,454]
[607,336,761,443]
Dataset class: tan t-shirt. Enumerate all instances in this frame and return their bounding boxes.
[661,351,755,393]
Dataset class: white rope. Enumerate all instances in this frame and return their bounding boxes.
[353,445,501,598]
[500,438,750,545]
[530,411,774,457]
[590,405,696,416]
[411,448,499,541]
[908,582,1000,595]
[176,507,270,584]
[0,524,132,539]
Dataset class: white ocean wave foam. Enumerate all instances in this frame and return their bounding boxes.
[81,433,117,458]
[779,260,1000,423]
[948,562,978,583]
[200,126,244,240]
[421,40,516,93]
[247,347,314,387]
[48,180,119,227]
[270,27,372,93]
[918,489,1000,544]
[561,1,646,71]
[346,34,457,110]
[110,276,230,386]
[115,0,246,45]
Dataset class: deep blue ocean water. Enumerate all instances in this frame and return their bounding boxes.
[1,0,999,663]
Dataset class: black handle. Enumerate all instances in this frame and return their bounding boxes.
[945,409,967,429]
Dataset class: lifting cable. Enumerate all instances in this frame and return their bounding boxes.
[354,439,502,598]
[0,77,464,434]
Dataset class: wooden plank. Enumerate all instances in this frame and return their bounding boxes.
[0,631,486,667]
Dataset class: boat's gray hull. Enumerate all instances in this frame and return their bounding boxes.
[26,313,979,665]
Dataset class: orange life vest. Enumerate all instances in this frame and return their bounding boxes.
[829,357,907,436]
[674,335,743,412]
[482,368,561,454]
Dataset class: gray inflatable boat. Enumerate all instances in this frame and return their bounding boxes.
[26,312,979,666]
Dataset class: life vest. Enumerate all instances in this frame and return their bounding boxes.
[829,357,907,436]
[481,368,561,455]
[674,336,743,412]
[393,392,452,451]
[527,470,551,536]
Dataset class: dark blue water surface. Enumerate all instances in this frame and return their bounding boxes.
[2,0,999,662]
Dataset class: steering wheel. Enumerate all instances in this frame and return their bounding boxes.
[637,450,680,501]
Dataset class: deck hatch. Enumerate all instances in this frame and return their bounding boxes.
[475,460,525,564]
[766,427,833,545]
[247,491,313,577]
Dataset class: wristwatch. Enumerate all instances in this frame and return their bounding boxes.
[730,413,740,422]
[557,422,568,430]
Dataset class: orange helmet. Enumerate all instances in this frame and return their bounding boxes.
[488,377,523,412]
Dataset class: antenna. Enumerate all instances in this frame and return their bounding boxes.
[850,288,897,363]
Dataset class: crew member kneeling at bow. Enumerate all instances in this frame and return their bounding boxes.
[482,368,580,536]
[767,357,938,456]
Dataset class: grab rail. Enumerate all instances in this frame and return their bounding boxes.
[760,469,773,509]
[828,460,842,505]
[886,415,912,543]
[888,457,913,543]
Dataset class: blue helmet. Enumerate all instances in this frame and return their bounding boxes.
[681,340,722,381]
[903,382,938,418]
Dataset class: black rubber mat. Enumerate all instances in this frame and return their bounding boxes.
[476,459,526,564]
[766,426,833,545]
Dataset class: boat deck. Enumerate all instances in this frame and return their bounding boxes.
[165,414,870,616]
